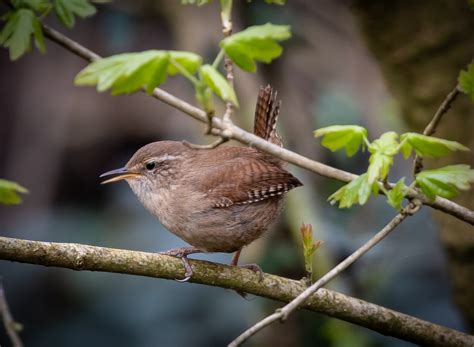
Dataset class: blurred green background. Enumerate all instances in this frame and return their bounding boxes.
[0,1,472,346]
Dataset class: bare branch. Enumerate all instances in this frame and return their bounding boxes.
[0,236,472,347]
[39,24,474,225]
[229,203,422,346]
[42,25,100,61]
[413,84,460,175]
[0,280,23,347]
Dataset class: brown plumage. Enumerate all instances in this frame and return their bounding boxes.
[100,85,302,281]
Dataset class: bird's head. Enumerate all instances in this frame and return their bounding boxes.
[100,141,190,195]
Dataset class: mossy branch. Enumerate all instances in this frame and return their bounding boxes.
[0,236,472,347]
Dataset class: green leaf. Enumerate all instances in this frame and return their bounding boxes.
[75,50,204,95]
[12,0,52,13]
[367,132,399,183]
[386,178,406,210]
[328,174,374,208]
[459,62,474,102]
[54,0,96,29]
[265,0,286,4]
[32,16,45,53]
[300,223,322,274]
[167,51,202,76]
[221,42,255,71]
[0,8,44,60]
[200,64,238,106]
[415,165,474,200]
[75,50,171,95]
[399,139,412,160]
[195,85,214,113]
[314,125,368,157]
[400,132,469,159]
[0,179,28,205]
[368,152,393,184]
[369,131,399,155]
[220,23,291,72]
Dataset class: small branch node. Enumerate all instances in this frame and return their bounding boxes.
[402,201,422,216]
[279,310,289,323]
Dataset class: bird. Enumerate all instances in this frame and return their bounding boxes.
[100,85,303,281]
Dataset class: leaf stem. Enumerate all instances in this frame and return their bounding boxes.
[363,135,371,148]
[395,138,407,155]
[219,0,232,28]
[212,49,225,69]
[169,58,200,87]
[38,4,53,20]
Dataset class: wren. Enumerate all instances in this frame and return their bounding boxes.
[100,86,303,281]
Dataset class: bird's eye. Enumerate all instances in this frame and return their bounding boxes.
[145,162,156,171]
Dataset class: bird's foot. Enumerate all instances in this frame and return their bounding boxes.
[159,246,202,282]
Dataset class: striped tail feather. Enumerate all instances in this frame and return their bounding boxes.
[253,85,283,147]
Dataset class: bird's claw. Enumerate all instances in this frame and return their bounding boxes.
[175,273,192,283]
[174,255,194,282]
[159,247,197,282]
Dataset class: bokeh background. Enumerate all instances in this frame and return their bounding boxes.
[1,1,473,346]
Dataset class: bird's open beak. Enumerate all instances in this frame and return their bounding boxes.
[100,167,141,184]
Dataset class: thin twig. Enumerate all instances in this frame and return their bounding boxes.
[220,0,235,125]
[39,24,474,225]
[221,0,235,135]
[0,236,472,347]
[42,25,100,61]
[187,0,235,144]
[229,203,422,346]
[182,136,228,149]
[0,280,23,347]
[413,85,460,175]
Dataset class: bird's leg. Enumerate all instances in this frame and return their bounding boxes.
[230,248,242,266]
[160,246,202,282]
[230,248,264,281]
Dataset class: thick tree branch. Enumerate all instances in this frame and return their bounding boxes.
[40,24,474,226]
[0,236,472,346]
[230,203,421,346]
